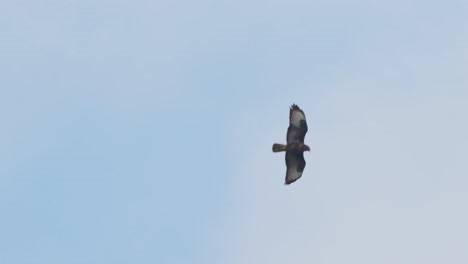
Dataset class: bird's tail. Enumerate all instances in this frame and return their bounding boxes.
[272,143,287,152]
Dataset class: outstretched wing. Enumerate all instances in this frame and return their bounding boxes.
[285,151,306,184]
[286,104,308,144]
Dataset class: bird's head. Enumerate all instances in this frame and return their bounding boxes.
[302,144,310,152]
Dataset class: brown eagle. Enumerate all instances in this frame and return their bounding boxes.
[272,104,310,185]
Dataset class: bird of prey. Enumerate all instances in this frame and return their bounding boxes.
[272,104,310,185]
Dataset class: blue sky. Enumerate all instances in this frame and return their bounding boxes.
[1,1,468,263]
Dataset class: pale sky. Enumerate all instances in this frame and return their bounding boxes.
[1,1,467,263]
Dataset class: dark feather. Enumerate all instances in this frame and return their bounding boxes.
[286,104,308,144]
[285,150,306,184]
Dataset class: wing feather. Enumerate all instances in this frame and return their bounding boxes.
[286,104,308,144]
[285,151,306,184]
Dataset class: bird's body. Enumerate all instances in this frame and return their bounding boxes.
[272,104,310,185]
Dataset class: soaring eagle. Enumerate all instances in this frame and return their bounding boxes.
[272,104,310,185]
